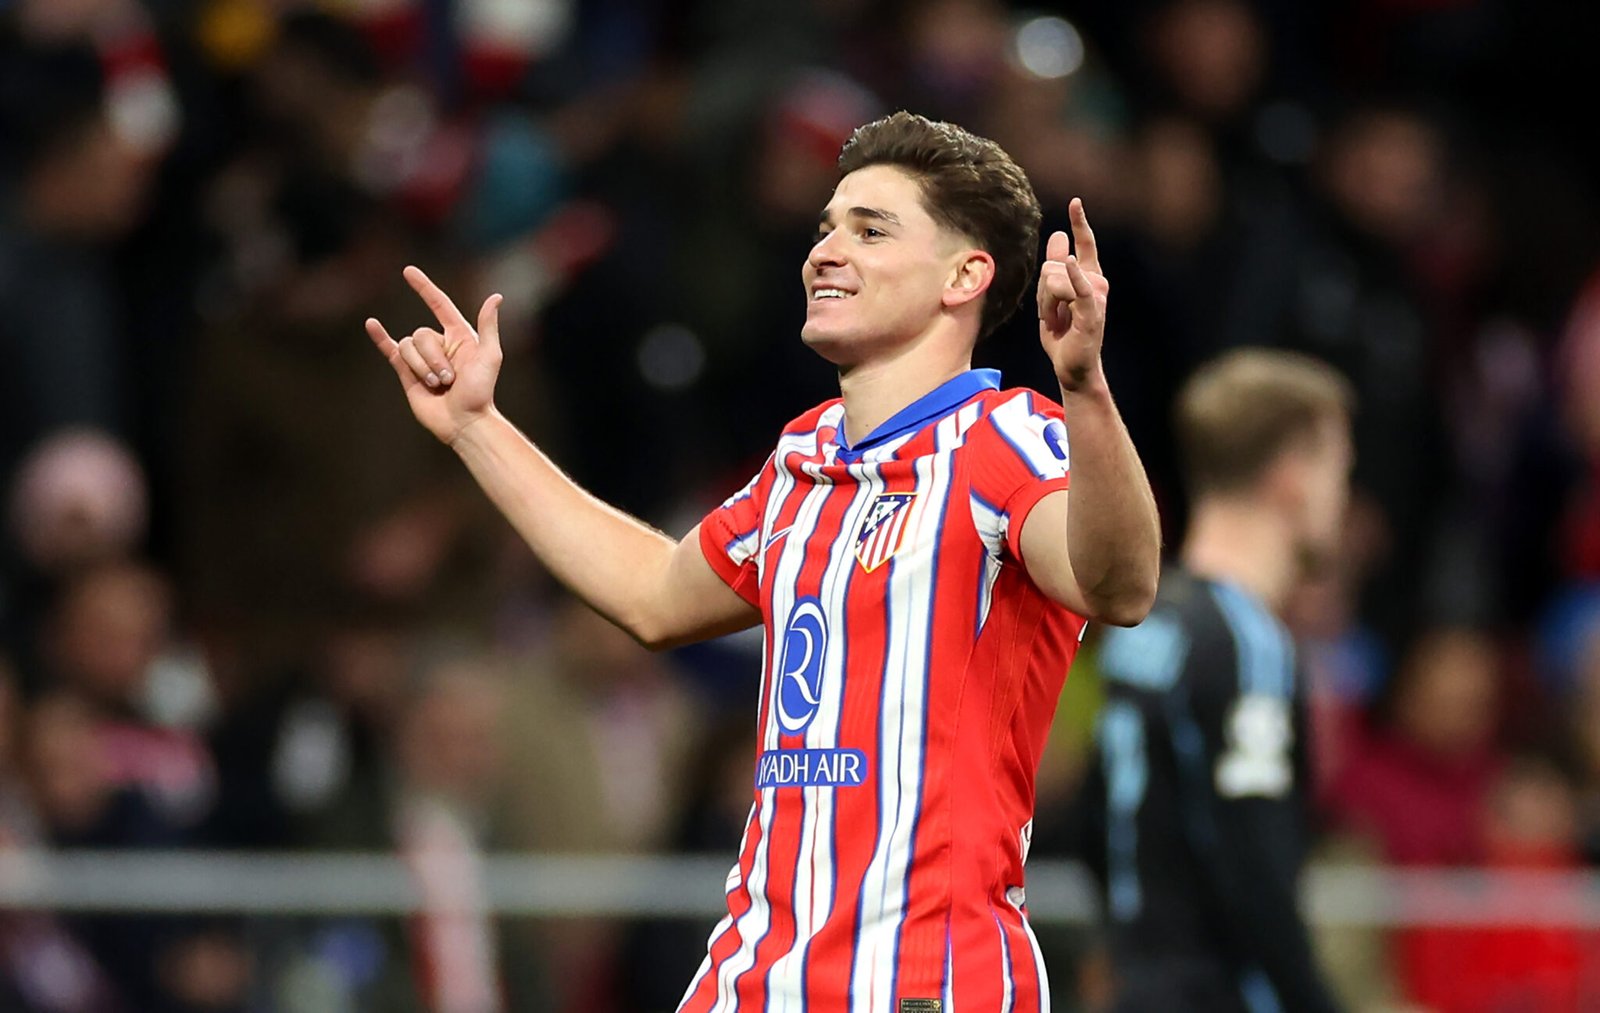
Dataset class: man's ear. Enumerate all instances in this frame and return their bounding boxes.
[943,250,995,310]
[1261,443,1311,513]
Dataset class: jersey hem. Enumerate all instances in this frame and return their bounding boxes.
[698,522,762,607]
[1002,475,1070,563]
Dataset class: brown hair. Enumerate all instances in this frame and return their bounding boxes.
[837,111,1041,340]
[1175,348,1354,495]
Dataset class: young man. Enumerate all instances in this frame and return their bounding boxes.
[367,112,1160,1011]
[1088,349,1351,1012]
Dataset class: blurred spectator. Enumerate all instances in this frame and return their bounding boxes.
[248,645,557,1010]
[1130,0,1319,197]
[203,611,421,1005]
[495,595,703,1010]
[1225,103,1457,640]
[3,429,150,686]
[614,710,757,1012]
[1546,264,1600,588]
[1144,0,1267,125]
[0,27,165,488]
[1284,505,1392,790]
[1401,756,1599,1012]
[40,560,216,830]
[500,595,703,855]
[393,656,528,1013]
[1564,625,1600,865]
[1325,627,1504,866]
[25,693,250,1011]
[7,430,148,579]
[0,658,129,1012]
[205,609,412,853]
[179,10,617,650]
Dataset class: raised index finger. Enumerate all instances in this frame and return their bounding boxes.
[1069,198,1100,275]
[403,265,472,332]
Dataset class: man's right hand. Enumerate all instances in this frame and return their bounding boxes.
[366,266,503,446]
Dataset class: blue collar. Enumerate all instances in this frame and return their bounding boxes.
[835,369,1001,461]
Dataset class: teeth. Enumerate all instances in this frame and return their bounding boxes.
[814,288,850,300]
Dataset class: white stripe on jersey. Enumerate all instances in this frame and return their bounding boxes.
[680,911,732,1010]
[850,450,953,1012]
[968,488,1006,560]
[678,804,761,1011]
[942,934,955,1011]
[988,394,1070,482]
[713,427,832,1012]
[719,453,773,511]
[1006,892,1051,1013]
[765,460,882,1008]
[727,528,762,567]
[967,493,1006,636]
[993,910,1015,1013]
[860,432,916,463]
[720,451,777,567]
[933,400,984,450]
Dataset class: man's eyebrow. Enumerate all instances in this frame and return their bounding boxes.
[849,206,902,226]
[816,206,904,227]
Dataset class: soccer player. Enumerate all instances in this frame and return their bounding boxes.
[1086,349,1351,1012]
[366,111,1160,1011]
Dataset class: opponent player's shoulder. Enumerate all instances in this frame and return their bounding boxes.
[1097,567,1232,696]
[1162,568,1289,701]
[1187,573,1296,705]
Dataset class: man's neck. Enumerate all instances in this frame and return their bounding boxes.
[1181,498,1299,612]
[836,339,972,447]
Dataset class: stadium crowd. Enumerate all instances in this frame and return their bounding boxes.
[3,0,1600,1009]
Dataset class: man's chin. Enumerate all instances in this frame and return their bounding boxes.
[800,325,853,365]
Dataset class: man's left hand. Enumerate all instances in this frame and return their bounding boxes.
[1037,197,1109,394]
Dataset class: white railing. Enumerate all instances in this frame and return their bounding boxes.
[2,852,1598,927]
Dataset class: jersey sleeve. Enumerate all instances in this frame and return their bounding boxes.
[697,454,774,608]
[969,391,1071,563]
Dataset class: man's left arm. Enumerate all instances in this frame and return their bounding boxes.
[1019,198,1161,626]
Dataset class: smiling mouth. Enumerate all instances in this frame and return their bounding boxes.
[811,287,855,301]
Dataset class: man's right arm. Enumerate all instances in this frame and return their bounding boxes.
[367,267,760,649]
[450,409,759,648]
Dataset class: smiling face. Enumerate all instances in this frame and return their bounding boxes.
[801,164,990,366]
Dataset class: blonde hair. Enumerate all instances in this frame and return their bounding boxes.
[1175,348,1354,495]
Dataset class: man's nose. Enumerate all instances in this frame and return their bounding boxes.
[808,230,846,269]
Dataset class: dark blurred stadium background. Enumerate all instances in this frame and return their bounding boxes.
[3,0,1600,1009]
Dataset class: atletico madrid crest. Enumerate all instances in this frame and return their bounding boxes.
[855,493,917,572]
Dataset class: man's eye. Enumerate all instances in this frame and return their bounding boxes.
[863,227,884,239]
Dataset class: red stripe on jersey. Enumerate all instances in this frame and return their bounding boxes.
[741,468,862,1001]
[681,815,766,1010]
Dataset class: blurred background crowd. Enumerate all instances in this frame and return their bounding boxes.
[3,0,1600,1009]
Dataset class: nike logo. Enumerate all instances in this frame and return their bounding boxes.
[764,525,794,549]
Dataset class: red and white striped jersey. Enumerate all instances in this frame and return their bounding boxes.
[684,369,1088,1012]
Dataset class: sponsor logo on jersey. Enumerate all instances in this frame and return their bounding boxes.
[854,492,917,572]
[775,598,828,734]
[755,748,869,789]
[899,1000,942,1012]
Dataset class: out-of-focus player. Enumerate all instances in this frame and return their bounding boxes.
[1086,349,1350,1011]
[366,111,1161,1010]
